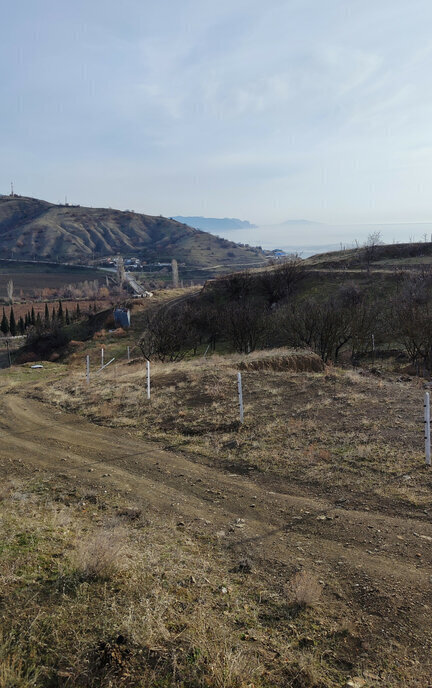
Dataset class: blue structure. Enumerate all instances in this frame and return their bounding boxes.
[114,308,130,329]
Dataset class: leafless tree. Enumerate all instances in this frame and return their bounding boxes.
[139,305,199,361]
[259,259,307,305]
[223,300,268,353]
[6,280,13,304]
[363,231,383,273]
[390,269,432,371]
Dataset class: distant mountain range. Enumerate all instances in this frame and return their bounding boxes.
[0,196,266,267]
[173,216,257,231]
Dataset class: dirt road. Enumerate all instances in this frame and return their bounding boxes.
[1,391,431,670]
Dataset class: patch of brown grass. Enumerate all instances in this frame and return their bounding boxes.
[288,570,323,609]
[68,527,128,582]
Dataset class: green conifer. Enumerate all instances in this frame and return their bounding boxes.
[58,300,64,322]
[1,309,8,335]
[9,308,17,336]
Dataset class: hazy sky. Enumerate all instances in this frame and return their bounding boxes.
[2,0,432,233]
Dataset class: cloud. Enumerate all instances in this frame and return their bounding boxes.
[2,0,432,230]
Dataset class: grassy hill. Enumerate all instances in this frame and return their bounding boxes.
[305,240,432,270]
[0,196,266,268]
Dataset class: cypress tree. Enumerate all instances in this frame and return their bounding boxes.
[76,303,81,319]
[44,303,50,327]
[24,312,30,328]
[58,300,64,323]
[52,306,56,323]
[1,308,8,335]
[18,316,25,335]
[31,307,36,326]
[65,307,70,325]
[9,307,16,336]
[36,312,42,330]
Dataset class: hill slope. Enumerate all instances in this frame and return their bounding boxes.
[0,196,266,267]
[172,216,257,231]
[305,240,432,269]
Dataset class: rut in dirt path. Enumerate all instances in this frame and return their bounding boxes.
[2,391,432,655]
[1,393,432,581]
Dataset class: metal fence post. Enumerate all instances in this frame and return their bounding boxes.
[425,392,431,466]
[86,355,90,385]
[237,372,244,424]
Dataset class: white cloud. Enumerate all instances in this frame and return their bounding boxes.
[2,0,432,233]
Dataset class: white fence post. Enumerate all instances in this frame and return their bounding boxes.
[86,355,90,385]
[237,372,244,424]
[425,392,431,466]
[101,348,104,367]
[127,346,130,361]
[147,360,151,399]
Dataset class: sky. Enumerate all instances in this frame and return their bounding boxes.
[2,0,432,245]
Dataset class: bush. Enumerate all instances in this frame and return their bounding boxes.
[25,326,71,360]
[288,570,322,609]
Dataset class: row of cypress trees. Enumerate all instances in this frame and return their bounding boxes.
[0,301,81,336]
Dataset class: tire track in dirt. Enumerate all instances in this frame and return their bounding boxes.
[2,392,432,655]
[1,393,431,584]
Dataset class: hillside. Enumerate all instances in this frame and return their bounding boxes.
[172,216,257,231]
[305,240,432,270]
[0,196,266,267]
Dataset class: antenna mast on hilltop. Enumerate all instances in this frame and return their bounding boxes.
[10,181,14,196]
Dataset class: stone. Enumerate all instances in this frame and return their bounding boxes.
[346,678,366,688]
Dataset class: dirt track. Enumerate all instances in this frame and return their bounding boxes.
[1,390,432,668]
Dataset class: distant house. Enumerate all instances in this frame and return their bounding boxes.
[114,308,130,329]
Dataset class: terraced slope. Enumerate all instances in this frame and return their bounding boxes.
[0,196,266,267]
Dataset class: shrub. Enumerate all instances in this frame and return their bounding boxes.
[288,571,322,608]
[67,529,127,583]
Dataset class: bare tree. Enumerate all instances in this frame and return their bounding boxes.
[224,300,268,353]
[276,295,354,363]
[139,305,199,361]
[390,269,432,372]
[363,231,383,273]
[259,260,307,305]
[6,280,13,304]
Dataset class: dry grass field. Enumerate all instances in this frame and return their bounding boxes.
[1,349,432,686]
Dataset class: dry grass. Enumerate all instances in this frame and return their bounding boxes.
[238,348,324,372]
[2,347,432,685]
[288,570,323,609]
[29,350,431,510]
[68,527,128,582]
[0,478,299,687]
